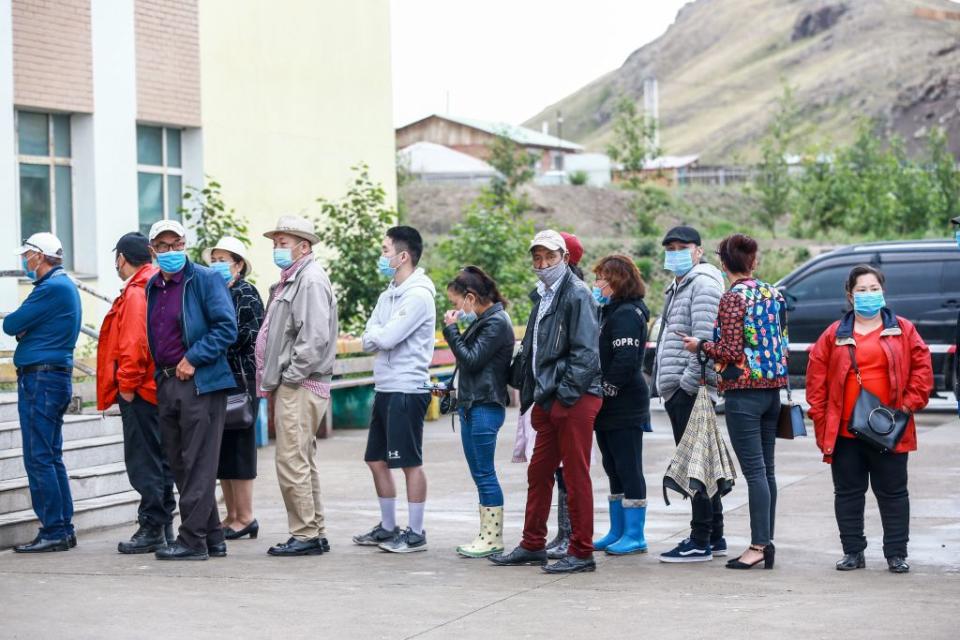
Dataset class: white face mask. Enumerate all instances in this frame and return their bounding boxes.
[532,260,566,286]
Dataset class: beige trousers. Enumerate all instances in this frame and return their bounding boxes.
[274,384,328,540]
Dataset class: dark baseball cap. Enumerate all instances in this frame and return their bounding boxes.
[661,225,701,246]
[113,232,152,264]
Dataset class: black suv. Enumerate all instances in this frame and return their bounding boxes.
[776,239,958,391]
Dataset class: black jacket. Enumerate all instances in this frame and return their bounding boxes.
[442,303,515,410]
[510,268,602,412]
[227,278,265,390]
[595,297,650,431]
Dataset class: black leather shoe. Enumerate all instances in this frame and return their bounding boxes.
[155,542,209,561]
[267,537,324,556]
[118,525,167,554]
[836,552,865,571]
[488,545,547,566]
[542,554,596,574]
[14,537,70,553]
[224,519,259,540]
[164,523,176,545]
[320,537,330,553]
[887,556,910,573]
[207,541,227,558]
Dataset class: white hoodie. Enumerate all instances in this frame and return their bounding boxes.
[362,268,437,393]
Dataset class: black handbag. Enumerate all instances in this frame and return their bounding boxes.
[846,346,909,453]
[224,367,255,431]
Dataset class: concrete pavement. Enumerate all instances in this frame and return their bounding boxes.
[1,407,958,639]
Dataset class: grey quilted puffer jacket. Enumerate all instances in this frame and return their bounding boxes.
[652,262,724,401]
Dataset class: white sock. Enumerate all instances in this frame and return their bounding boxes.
[408,502,425,535]
[379,497,397,531]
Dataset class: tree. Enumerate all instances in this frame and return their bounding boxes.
[487,131,537,209]
[606,95,660,190]
[181,179,250,266]
[315,164,396,335]
[753,84,798,236]
[927,126,960,228]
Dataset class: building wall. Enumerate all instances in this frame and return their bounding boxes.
[134,0,200,126]
[198,0,396,293]
[11,0,92,113]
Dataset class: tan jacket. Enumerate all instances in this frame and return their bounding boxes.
[260,256,338,392]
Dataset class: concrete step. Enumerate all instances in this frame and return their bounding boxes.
[0,490,140,548]
[0,393,16,422]
[0,461,131,513]
[0,414,123,450]
[0,434,125,481]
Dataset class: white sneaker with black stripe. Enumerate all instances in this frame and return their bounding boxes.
[378,527,427,553]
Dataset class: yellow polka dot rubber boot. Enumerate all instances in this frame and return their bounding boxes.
[456,505,504,558]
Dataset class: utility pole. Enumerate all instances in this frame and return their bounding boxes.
[643,77,660,150]
[556,109,564,171]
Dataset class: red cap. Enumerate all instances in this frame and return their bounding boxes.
[559,232,583,266]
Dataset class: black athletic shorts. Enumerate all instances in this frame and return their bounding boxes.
[364,391,431,468]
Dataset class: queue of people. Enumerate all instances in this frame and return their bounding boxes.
[2,218,943,577]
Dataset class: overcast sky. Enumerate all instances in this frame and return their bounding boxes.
[390,0,690,128]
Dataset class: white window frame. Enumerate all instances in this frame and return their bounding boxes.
[137,125,184,223]
[14,110,76,269]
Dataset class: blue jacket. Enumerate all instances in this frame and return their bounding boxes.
[3,266,81,368]
[146,260,238,394]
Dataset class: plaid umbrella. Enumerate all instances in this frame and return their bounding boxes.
[663,355,738,505]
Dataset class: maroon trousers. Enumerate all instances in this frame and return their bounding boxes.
[521,393,602,559]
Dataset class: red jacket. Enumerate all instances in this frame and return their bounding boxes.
[806,310,933,463]
[96,264,159,409]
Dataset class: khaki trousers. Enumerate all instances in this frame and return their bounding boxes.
[274,384,328,540]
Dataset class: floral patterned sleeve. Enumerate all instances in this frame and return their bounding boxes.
[701,290,746,364]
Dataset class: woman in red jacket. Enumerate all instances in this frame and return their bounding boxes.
[806,264,933,574]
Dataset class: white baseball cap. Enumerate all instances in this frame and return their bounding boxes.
[203,236,252,277]
[15,232,63,257]
[529,229,567,253]
[148,219,187,241]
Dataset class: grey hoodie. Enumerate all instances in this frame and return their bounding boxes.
[362,267,437,393]
[653,262,724,401]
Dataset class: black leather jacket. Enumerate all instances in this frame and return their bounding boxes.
[510,269,602,412]
[442,303,515,410]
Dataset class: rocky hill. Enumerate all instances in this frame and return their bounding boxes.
[523,0,960,162]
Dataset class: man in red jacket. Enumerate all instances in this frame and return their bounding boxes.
[97,232,175,554]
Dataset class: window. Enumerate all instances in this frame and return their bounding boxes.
[137,125,183,237]
[880,261,944,297]
[786,264,852,302]
[16,111,74,270]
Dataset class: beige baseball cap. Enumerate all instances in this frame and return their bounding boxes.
[529,229,567,253]
[263,215,319,245]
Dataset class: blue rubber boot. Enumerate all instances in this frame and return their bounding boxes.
[606,500,648,556]
[592,495,624,551]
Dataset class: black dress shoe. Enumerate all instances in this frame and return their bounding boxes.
[488,545,547,566]
[155,542,209,561]
[887,556,910,573]
[207,541,227,558]
[164,523,176,545]
[224,519,259,540]
[320,537,330,553]
[68,533,77,549]
[542,554,596,574]
[836,552,865,571]
[14,537,70,553]
[118,525,167,554]
[267,537,324,556]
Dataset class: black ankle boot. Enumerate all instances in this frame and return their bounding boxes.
[118,525,167,554]
[887,556,910,573]
[545,489,571,560]
[836,551,865,571]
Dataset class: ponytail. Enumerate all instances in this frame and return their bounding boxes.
[447,265,507,308]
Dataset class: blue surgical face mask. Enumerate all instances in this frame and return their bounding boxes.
[458,309,478,324]
[664,248,694,276]
[378,255,397,278]
[853,291,885,318]
[592,286,610,306]
[156,250,187,273]
[21,255,37,281]
[273,248,294,269]
[212,261,234,282]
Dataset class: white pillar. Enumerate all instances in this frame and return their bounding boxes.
[85,0,138,301]
[0,0,18,350]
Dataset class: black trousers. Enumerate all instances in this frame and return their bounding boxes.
[157,377,227,552]
[118,393,175,528]
[832,436,910,558]
[596,428,646,500]
[664,389,724,546]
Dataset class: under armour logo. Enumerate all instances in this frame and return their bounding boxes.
[388,450,400,459]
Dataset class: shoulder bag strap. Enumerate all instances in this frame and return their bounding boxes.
[846,344,862,387]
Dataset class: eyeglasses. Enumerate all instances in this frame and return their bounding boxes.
[152,240,186,253]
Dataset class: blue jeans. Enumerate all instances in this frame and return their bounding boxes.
[724,388,780,546]
[458,403,505,507]
[17,370,75,540]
